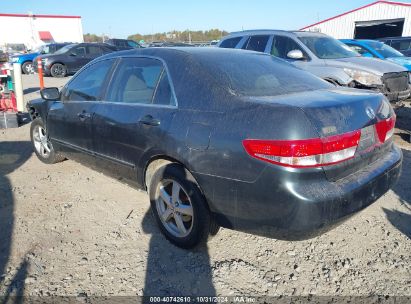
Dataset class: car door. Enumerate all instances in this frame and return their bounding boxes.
[67,45,89,73]
[92,57,177,185]
[47,58,116,164]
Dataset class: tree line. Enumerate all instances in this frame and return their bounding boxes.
[84,29,228,43]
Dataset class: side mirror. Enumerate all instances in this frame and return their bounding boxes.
[40,87,60,101]
[70,52,77,56]
[287,49,304,60]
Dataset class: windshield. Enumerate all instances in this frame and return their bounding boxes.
[365,41,404,58]
[127,40,139,48]
[298,36,359,59]
[53,44,76,55]
[199,53,331,97]
[33,45,50,54]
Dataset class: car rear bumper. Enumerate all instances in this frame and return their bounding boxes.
[201,144,402,240]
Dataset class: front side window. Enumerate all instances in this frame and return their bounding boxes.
[61,59,114,102]
[271,35,307,59]
[245,35,270,53]
[106,57,164,104]
[219,37,242,49]
[74,46,86,56]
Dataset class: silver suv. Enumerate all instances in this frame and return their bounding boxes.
[218,30,411,105]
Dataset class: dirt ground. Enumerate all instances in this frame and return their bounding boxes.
[0,75,410,298]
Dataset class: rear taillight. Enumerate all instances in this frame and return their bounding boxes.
[375,115,396,143]
[243,130,361,168]
[243,115,396,168]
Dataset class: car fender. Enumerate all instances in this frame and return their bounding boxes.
[26,99,52,123]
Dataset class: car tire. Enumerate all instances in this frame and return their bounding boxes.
[50,63,67,78]
[22,61,34,74]
[30,118,65,164]
[149,163,215,249]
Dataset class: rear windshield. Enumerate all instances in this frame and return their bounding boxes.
[298,36,359,59]
[199,53,331,97]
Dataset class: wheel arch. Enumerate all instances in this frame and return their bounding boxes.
[143,155,209,207]
[144,155,187,190]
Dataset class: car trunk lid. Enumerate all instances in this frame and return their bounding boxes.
[243,88,395,181]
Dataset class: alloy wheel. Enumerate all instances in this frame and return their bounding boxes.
[32,126,51,158]
[155,179,194,238]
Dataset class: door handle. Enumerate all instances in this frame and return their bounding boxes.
[77,112,92,121]
[139,115,160,126]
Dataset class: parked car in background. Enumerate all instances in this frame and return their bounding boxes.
[105,38,142,50]
[341,39,411,71]
[379,37,411,57]
[27,47,402,248]
[218,30,411,106]
[11,43,71,74]
[5,43,27,56]
[33,43,117,77]
[148,41,194,47]
[0,50,7,62]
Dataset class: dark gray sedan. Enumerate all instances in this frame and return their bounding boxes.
[27,48,402,248]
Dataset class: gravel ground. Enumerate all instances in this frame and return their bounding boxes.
[0,75,410,299]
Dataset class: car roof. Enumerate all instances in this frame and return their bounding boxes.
[380,36,411,40]
[340,39,380,44]
[99,46,269,62]
[222,29,328,39]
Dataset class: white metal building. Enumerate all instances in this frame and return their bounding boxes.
[301,1,411,39]
[0,13,84,50]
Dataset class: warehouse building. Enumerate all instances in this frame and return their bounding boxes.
[301,1,411,39]
[0,13,83,50]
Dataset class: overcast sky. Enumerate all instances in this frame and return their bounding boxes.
[2,0,411,38]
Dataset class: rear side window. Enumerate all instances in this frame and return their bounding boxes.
[391,40,411,51]
[87,46,103,56]
[61,59,114,102]
[106,57,163,104]
[153,71,176,106]
[245,35,270,52]
[219,37,242,49]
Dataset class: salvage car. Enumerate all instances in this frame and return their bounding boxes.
[32,43,117,77]
[341,39,411,71]
[218,30,411,106]
[27,48,402,248]
[11,43,71,74]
